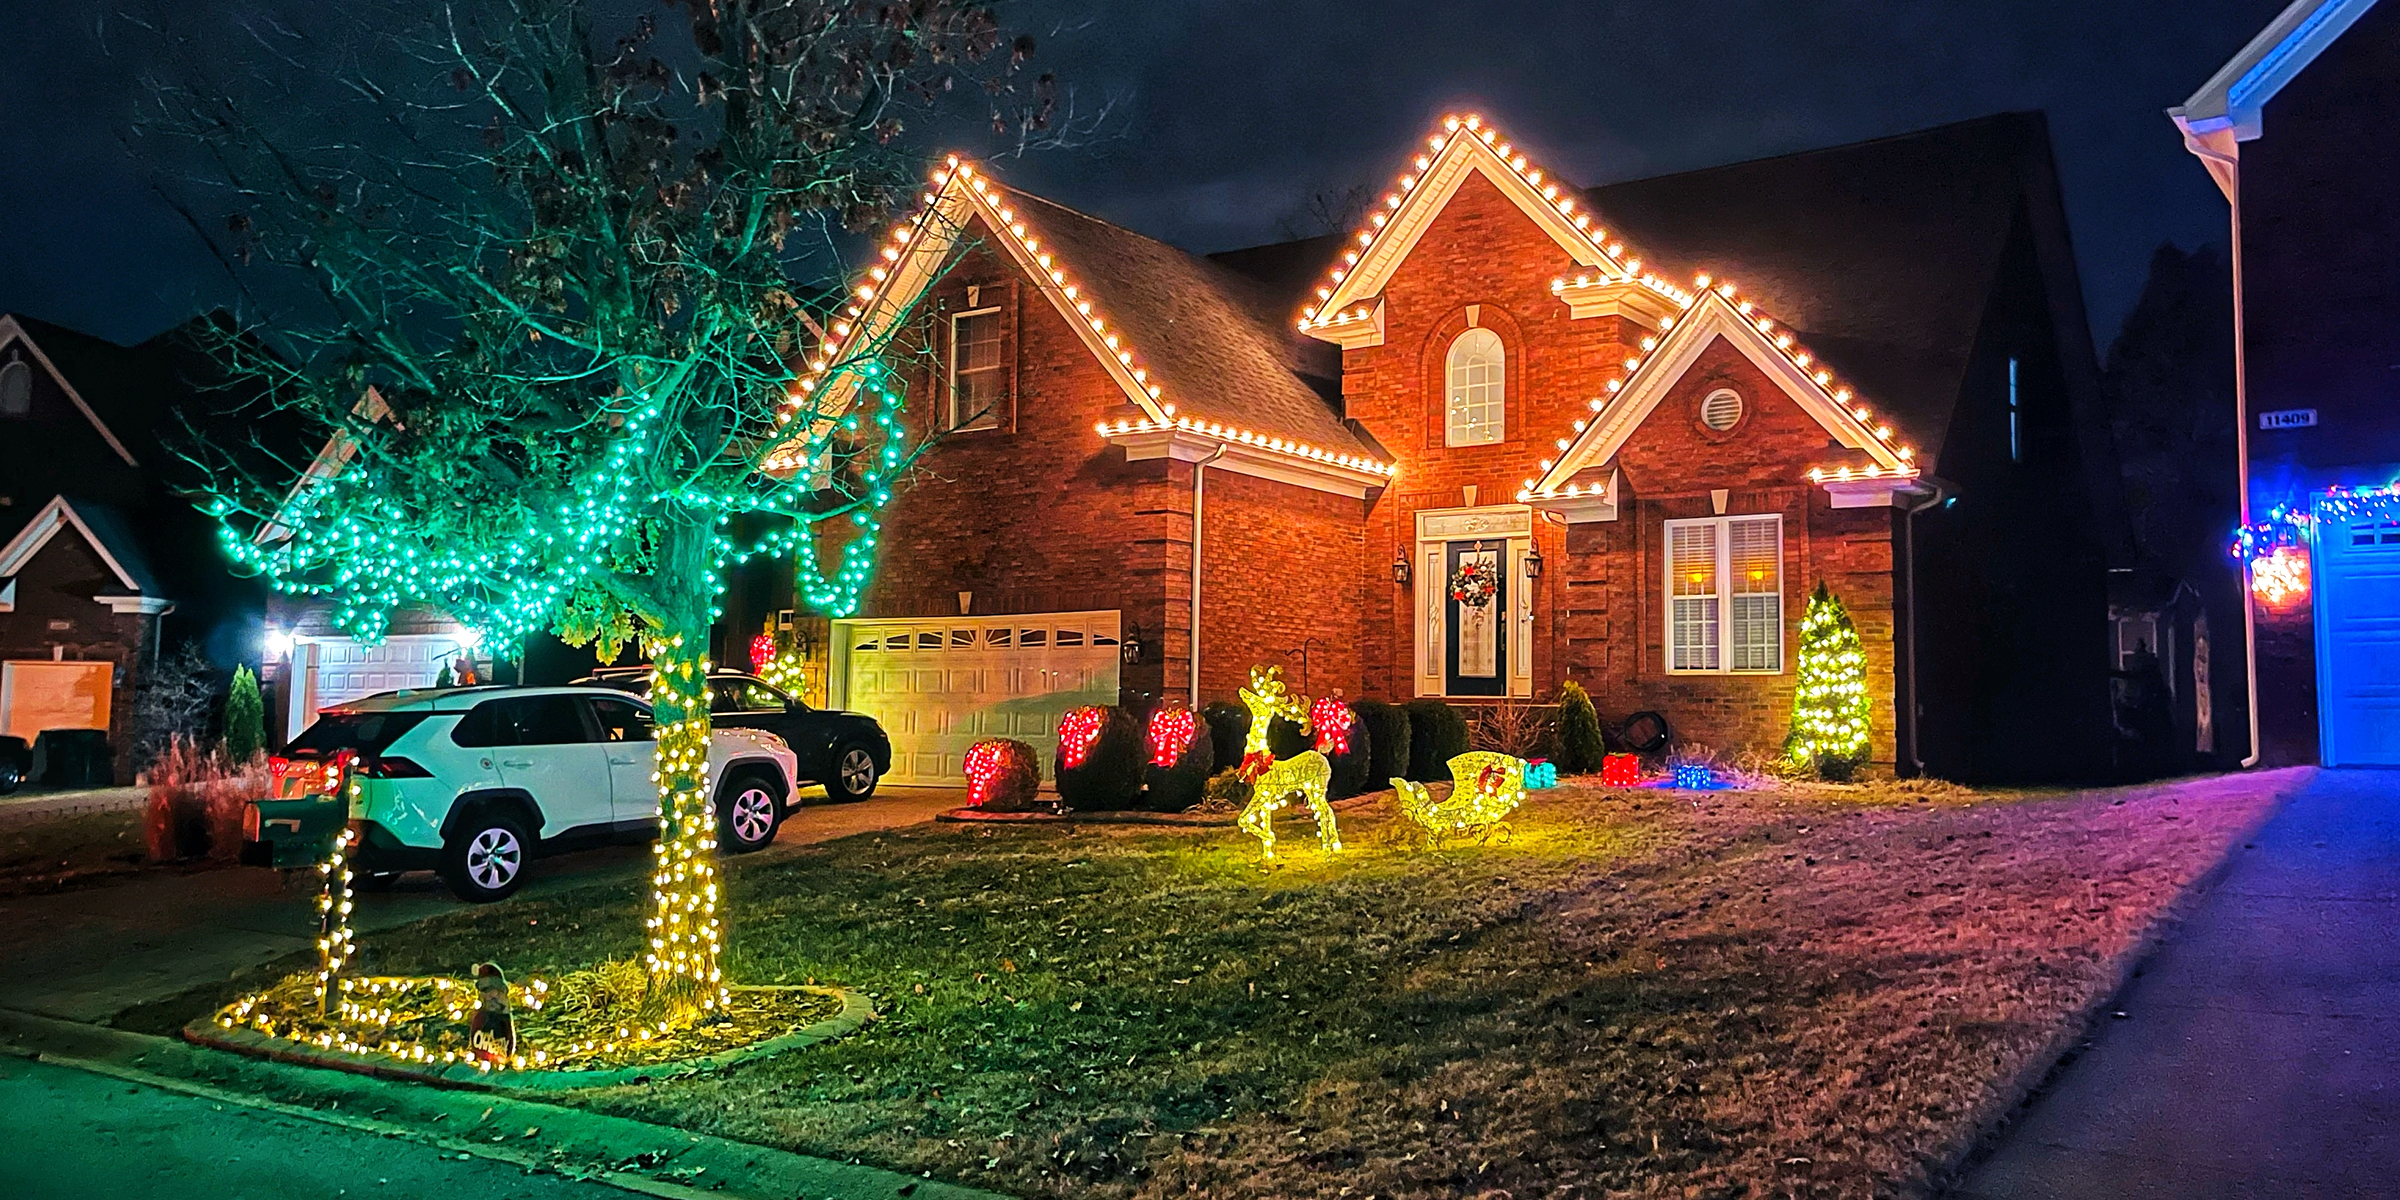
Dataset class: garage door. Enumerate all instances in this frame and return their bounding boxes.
[2317,504,2400,766]
[0,660,113,742]
[835,611,1121,786]
[293,634,471,739]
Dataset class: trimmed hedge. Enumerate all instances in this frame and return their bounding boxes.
[1054,707,1146,811]
[1266,716,1310,760]
[1555,680,1606,775]
[963,738,1041,812]
[1402,699,1470,782]
[1142,707,1215,811]
[1199,701,1249,774]
[1353,699,1411,786]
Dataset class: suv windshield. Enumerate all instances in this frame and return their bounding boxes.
[288,712,430,756]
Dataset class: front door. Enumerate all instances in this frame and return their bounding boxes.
[1444,541,1506,696]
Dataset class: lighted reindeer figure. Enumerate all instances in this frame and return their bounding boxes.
[1233,665,1340,861]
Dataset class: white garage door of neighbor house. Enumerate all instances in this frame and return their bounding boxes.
[835,611,1121,787]
[2317,506,2400,766]
[299,635,470,735]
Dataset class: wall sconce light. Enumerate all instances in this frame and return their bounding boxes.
[1120,625,1146,666]
[1391,550,1412,586]
[1525,546,1545,579]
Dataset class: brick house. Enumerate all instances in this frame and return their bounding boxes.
[0,313,268,780]
[753,112,2124,786]
[2172,0,2399,767]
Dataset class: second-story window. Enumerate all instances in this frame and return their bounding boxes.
[1445,327,1505,446]
[950,306,1004,430]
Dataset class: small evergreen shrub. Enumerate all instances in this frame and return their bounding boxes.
[1142,707,1215,811]
[1054,706,1146,810]
[223,665,265,762]
[1199,701,1250,773]
[964,738,1042,811]
[1353,699,1411,785]
[1402,699,1469,781]
[1198,768,1252,814]
[1554,680,1606,775]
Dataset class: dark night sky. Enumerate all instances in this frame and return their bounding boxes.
[0,0,2285,351]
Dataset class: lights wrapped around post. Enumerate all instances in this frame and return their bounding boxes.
[641,634,724,1017]
[314,772,360,1013]
[1787,582,1870,780]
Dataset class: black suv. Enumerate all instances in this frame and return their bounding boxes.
[578,669,891,801]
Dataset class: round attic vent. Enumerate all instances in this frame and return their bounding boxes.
[1700,387,1743,431]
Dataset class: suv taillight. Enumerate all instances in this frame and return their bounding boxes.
[356,756,432,779]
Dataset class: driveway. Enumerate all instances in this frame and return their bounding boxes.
[0,787,960,1023]
[1954,768,2400,1198]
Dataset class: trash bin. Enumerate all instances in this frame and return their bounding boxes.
[33,728,113,787]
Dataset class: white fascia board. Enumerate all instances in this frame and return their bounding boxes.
[2173,0,2379,141]
[0,495,144,593]
[1107,427,1389,499]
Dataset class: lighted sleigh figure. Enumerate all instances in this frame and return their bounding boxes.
[1233,665,1341,861]
[1393,751,1530,846]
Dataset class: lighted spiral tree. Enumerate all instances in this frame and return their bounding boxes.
[1787,582,1871,781]
[154,0,1052,1008]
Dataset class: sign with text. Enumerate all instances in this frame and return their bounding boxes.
[2259,408,2318,430]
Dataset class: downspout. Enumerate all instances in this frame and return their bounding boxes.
[1189,445,1228,709]
[1899,481,1951,775]
[2178,120,2262,768]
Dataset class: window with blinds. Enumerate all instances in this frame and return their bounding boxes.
[1665,514,1783,673]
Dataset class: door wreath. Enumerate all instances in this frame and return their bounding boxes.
[1447,558,1497,609]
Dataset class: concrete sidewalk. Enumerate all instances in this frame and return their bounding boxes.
[0,785,147,827]
[1954,768,2400,1199]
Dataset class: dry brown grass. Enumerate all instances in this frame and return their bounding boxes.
[337,769,2302,1200]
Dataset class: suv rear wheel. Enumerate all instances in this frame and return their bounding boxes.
[827,743,879,802]
[716,770,784,854]
[441,810,531,902]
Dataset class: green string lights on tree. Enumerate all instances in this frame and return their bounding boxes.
[1787,582,1871,781]
[158,0,1053,1011]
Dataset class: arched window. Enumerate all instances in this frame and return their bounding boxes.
[0,360,29,419]
[1444,327,1504,447]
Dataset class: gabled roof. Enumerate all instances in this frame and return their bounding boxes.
[0,314,139,468]
[0,494,162,596]
[2173,0,2381,141]
[1298,114,1645,331]
[1528,282,1920,499]
[766,160,1384,481]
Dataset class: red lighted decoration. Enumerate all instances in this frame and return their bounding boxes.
[1148,707,1197,767]
[749,632,775,673]
[1059,706,1107,770]
[1601,753,1640,787]
[1309,697,1354,756]
[964,740,1012,807]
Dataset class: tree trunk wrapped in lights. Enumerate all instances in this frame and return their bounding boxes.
[150,0,1055,1006]
[1787,582,1872,780]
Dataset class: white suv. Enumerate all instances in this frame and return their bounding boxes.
[277,685,801,902]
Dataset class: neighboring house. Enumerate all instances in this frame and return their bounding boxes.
[0,313,267,780]
[2171,0,2397,766]
[770,111,2123,785]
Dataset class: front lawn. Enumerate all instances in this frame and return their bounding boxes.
[0,809,147,895]
[345,770,2300,1199]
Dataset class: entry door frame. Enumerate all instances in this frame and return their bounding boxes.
[1414,504,1536,698]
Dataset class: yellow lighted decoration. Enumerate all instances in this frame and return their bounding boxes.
[1232,665,1341,861]
[314,783,359,1012]
[1392,751,1528,846]
[2251,544,2310,607]
[642,634,726,1015]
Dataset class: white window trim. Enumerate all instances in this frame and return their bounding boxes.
[1662,513,1785,675]
[948,305,1005,431]
[1444,327,1505,447]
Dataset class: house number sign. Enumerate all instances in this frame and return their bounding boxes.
[2259,408,2317,430]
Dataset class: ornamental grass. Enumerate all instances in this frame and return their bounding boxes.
[311,769,2299,1198]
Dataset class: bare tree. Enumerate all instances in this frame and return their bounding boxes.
[144,0,1048,1008]
[1274,183,1371,240]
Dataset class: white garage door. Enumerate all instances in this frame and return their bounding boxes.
[292,634,472,739]
[835,611,1120,787]
[2317,505,2400,766]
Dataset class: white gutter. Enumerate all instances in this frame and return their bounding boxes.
[1189,444,1228,708]
[2175,119,2263,769]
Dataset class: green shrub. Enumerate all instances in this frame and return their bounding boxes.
[1199,701,1249,773]
[1267,715,1310,760]
[1054,707,1146,811]
[1141,707,1215,811]
[1554,680,1606,775]
[1198,768,1252,814]
[964,739,1042,811]
[1353,699,1411,785]
[1402,699,1469,781]
[1310,702,1373,799]
[222,665,265,762]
